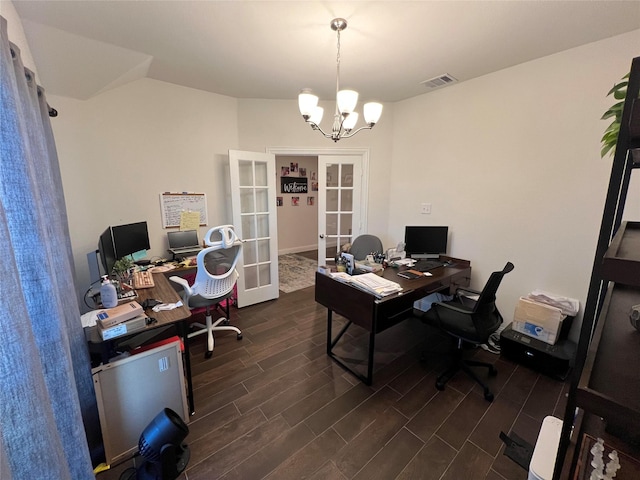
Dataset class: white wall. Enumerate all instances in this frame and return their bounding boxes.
[389,30,640,339]
[276,155,319,254]
[48,78,239,307]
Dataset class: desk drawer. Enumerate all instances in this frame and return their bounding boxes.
[448,269,471,292]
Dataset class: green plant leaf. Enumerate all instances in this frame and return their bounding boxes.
[607,81,628,96]
[601,102,624,120]
[613,89,628,100]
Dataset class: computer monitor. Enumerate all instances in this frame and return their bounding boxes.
[112,221,150,258]
[404,226,448,259]
[98,221,150,274]
[98,226,117,275]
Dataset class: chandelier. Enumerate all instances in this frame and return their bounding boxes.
[298,18,383,142]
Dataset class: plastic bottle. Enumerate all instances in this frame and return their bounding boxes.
[100,275,118,308]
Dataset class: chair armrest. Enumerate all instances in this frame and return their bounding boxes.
[169,275,192,297]
[455,286,481,297]
[433,301,473,315]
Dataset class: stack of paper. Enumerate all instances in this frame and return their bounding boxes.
[330,272,402,297]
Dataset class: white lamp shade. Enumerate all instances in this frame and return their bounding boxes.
[343,112,358,130]
[298,90,319,117]
[363,102,383,125]
[337,90,358,114]
[309,106,324,125]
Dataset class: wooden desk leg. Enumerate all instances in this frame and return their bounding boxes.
[178,320,195,415]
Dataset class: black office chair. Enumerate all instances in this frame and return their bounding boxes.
[419,261,514,401]
[349,234,383,260]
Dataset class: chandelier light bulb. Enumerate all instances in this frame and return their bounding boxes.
[337,90,358,115]
[363,102,383,125]
[298,89,319,119]
[343,112,358,131]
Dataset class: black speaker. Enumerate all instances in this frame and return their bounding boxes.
[500,324,577,380]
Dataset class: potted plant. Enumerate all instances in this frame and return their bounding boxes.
[112,257,135,287]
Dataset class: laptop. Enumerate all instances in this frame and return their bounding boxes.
[167,230,202,256]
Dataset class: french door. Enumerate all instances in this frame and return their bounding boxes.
[228,150,279,307]
[317,154,365,266]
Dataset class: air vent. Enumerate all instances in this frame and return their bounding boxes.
[420,73,458,90]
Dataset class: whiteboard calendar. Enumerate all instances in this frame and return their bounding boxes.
[160,193,208,228]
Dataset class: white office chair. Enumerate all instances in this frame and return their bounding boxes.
[169,225,242,358]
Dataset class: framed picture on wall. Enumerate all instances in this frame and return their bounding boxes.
[276,196,283,207]
[281,166,290,176]
[311,182,318,192]
[291,196,300,206]
[307,197,315,206]
[311,171,317,181]
[300,167,307,177]
[290,162,298,173]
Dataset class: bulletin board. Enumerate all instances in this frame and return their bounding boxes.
[159,192,208,228]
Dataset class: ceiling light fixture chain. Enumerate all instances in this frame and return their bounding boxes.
[298,18,383,142]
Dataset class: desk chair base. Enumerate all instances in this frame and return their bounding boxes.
[188,305,242,358]
[436,338,497,402]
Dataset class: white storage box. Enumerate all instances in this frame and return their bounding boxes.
[528,416,563,480]
[513,297,566,345]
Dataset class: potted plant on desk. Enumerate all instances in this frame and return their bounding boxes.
[112,257,134,291]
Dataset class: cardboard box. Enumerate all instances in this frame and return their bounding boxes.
[99,314,148,340]
[512,297,566,345]
[96,301,143,328]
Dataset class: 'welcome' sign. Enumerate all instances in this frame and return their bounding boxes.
[281,177,308,194]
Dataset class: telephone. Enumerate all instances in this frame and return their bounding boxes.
[386,242,406,261]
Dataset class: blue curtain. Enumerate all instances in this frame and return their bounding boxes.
[0,16,96,479]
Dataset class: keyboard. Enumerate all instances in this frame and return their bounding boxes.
[133,270,155,289]
[413,259,446,272]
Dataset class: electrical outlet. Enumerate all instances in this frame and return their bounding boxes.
[421,203,432,214]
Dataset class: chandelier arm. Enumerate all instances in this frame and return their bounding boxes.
[339,125,374,139]
[307,121,334,139]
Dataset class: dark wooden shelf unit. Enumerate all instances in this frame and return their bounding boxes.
[554,56,640,479]
[601,221,640,287]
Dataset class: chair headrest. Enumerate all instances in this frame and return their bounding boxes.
[204,225,242,248]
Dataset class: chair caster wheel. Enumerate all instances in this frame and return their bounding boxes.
[484,390,494,402]
[205,351,213,359]
[489,366,497,376]
[435,381,445,391]
[237,334,243,340]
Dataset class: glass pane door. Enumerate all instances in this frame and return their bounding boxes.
[229,150,279,307]
[318,155,363,266]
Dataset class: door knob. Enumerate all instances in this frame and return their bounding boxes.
[319,234,325,239]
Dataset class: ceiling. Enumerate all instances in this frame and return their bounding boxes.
[12,1,640,103]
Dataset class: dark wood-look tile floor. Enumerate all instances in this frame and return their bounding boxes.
[98,264,569,480]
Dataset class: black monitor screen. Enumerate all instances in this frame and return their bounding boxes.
[98,227,117,275]
[112,221,150,258]
[404,226,448,259]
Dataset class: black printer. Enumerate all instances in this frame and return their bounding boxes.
[500,324,577,380]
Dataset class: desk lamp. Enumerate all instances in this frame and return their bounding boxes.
[135,408,190,480]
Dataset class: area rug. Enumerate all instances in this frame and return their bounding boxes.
[278,254,317,293]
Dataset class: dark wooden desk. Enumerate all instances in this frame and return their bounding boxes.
[315,256,471,385]
[95,273,196,414]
